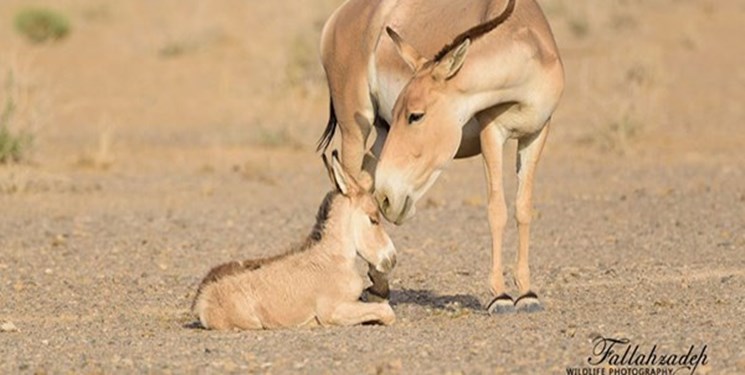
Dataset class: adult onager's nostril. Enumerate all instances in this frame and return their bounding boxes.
[376,192,391,214]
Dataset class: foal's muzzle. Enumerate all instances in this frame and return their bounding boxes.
[377,252,397,273]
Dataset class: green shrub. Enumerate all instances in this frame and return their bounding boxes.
[14,8,71,43]
[0,95,32,164]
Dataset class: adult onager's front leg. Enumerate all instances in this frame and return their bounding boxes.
[478,113,513,315]
[364,123,392,302]
[319,301,396,327]
[479,108,550,314]
[513,121,550,312]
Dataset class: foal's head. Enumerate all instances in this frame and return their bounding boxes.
[323,152,397,273]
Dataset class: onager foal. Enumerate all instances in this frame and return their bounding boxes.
[193,152,397,330]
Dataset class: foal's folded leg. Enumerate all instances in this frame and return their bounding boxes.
[319,301,396,327]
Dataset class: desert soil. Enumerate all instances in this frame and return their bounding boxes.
[1,0,744,373]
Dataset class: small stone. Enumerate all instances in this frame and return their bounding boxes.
[424,197,444,209]
[653,299,675,308]
[562,326,577,338]
[222,360,237,372]
[587,332,603,342]
[376,359,403,374]
[463,196,484,207]
[51,234,67,247]
[1,321,19,332]
[293,359,308,369]
[735,357,745,372]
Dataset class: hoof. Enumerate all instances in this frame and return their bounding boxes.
[515,291,543,313]
[364,292,389,303]
[361,288,390,303]
[365,268,390,303]
[487,294,516,315]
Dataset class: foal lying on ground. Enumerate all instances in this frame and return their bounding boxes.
[193,152,397,330]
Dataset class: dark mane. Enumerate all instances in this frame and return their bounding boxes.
[305,190,338,245]
[192,191,340,310]
[433,0,516,62]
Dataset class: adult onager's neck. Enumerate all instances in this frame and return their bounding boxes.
[450,11,563,122]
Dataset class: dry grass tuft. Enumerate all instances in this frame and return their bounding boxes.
[75,121,116,170]
[158,29,227,58]
[0,103,32,164]
[252,126,303,150]
[0,57,50,164]
[236,160,276,185]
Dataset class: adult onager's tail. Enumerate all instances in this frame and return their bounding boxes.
[316,100,337,153]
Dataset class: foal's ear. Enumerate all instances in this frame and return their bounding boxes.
[325,150,360,196]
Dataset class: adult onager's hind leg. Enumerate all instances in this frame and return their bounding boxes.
[513,121,550,313]
[319,301,395,326]
[478,110,513,315]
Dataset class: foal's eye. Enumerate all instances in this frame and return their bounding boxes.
[407,112,424,124]
[369,216,380,225]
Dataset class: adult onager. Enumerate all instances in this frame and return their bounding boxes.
[318,0,564,313]
[193,152,397,330]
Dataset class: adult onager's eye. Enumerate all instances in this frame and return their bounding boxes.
[408,112,424,124]
[369,216,380,225]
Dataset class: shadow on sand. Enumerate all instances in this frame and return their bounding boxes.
[389,288,483,311]
[183,321,205,330]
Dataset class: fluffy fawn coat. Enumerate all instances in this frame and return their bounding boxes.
[192,153,397,330]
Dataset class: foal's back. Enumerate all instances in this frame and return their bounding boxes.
[194,248,341,330]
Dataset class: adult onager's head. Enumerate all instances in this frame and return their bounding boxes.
[323,151,396,273]
[375,1,517,225]
[374,31,471,224]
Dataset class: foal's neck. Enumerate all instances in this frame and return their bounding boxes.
[309,194,357,263]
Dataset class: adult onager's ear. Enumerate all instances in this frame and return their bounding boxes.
[433,39,470,81]
[386,26,427,72]
[326,150,360,196]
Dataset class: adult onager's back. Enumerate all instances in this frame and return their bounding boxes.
[318,0,564,313]
[193,153,397,330]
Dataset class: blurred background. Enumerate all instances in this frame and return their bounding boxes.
[1,0,742,172]
[1,2,744,372]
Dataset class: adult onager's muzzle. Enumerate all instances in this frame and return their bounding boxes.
[374,186,414,226]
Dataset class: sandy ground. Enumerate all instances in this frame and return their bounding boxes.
[1,0,744,373]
